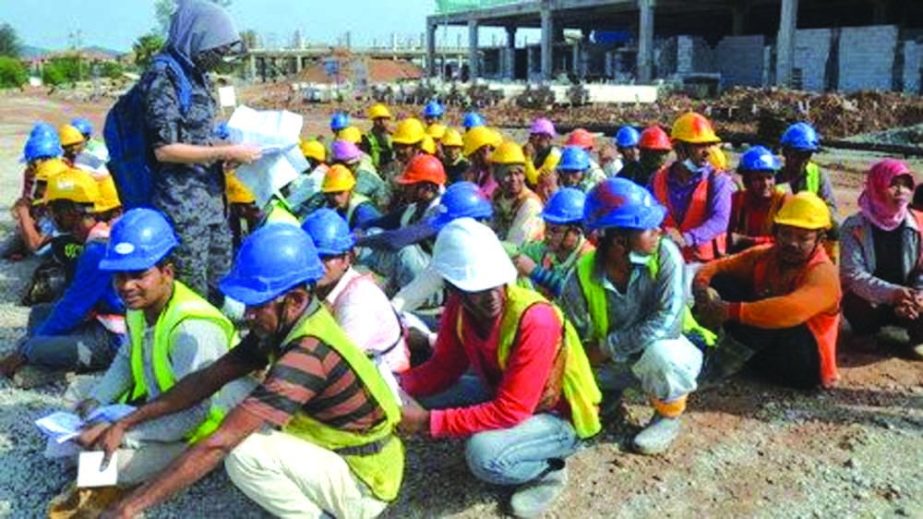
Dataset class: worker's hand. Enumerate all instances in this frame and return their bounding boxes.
[664,228,686,248]
[75,422,110,449]
[693,285,720,309]
[12,198,30,220]
[512,254,537,277]
[584,341,609,366]
[895,301,919,320]
[74,398,101,419]
[91,421,127,468]
[522,141,535,159]
[225,144,263,165]
[891,287,917,309]
[698,297,730,331]
[398,394,430,437]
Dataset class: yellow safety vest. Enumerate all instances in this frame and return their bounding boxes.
[279,304,404,502]
[262,198,300,227]
[493,285,602,439]
[525,146,562,186]
[125,281,238,443]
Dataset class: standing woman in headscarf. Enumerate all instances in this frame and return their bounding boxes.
[144,0,262,305]
[840,159,923,359]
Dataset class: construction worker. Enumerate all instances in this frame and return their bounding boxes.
[441,128,468,184]
[556,145,606,193]
[513,187,594,298]
[71,117,94,142]
[524,117,561,202]
[19,126,63,201]
[225,171,260,249]
[331,139,389,207]
[10,158,70,259]
[390,117,426,166]
[650,113,733,264]
[3,131,63,260]
[285,139,329,216]
[420,135,438,157]
[303,209,410,374]
[423,100,445,125]
[0,169,125,384]
[693,192,840,389]
[561,178,704,455]
[336,125,363,147]
[613,125,640,174]
[67,208,247,491]
[728,146,790,252]
[58,124,87,163]
[618,125,672,187]
[90,224,404,517]
[400,218,601,518]
[329,111,350,138]
[321,164,381,230]
[565,128,607,183]
[363,103,394,170]
[491,141,545,246]
[840,159,923,359]
[462,111,485,131]
[462,126,502,198]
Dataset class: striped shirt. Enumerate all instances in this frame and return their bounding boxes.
[235,334,385,433]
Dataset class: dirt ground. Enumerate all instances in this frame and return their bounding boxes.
[0,89,920,518]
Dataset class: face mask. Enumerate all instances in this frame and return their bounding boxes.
[629,251,653,265]
[682,158,708,175]
[193,49,224,71]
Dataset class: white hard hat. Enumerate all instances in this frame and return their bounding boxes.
[432,217,516,292]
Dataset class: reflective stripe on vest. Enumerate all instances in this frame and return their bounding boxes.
[456,285,602,439]
[525,146,561,186]
[652,166,727,262]
[125,281,238,443]
[752,245,839,387]
[805,162,821,194]
[366,131,392,169]
[279,304,404,502]
[261,199,300,228]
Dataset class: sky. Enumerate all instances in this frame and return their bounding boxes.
[0,0,498,52]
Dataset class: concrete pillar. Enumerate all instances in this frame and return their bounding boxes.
[295,56,303,73]
[637,0,654,83]
[248,54,257,80]
[468,18,479,80]
[541,6,553,80]
[775,0,799,87]
[426,21,437,77]
[506,26,517,79]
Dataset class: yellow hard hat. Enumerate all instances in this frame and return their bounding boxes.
[490,140,527,165]
[337,126,363,145]
[463,126,502,157]
[45,168,100,205]
[367,103,393,120]
[708,146,728,171]
[322,164,357,193]
[671,112,720,144]
[226,171,256,204]
[773,191,831,231]
[94,175,122,212]
[58,124,86,147]
[426,123,447,141]
[299,139,326,163]
[392,118,426,145]
[420,135,437,155]
[441,128,463,148]
[34,158,70,182]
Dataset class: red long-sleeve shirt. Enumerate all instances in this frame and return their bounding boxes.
[401,293,562,438]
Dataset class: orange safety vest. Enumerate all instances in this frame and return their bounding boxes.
[729,190,788,239]
[752,246,839,387]
[651,165,727,262]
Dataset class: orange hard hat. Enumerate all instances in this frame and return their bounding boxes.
[396,154,447,186]
[638,126,673,151]
[566,128,596,150]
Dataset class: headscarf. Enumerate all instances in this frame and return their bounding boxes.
[166,0,240,62]
[858,159,915,231]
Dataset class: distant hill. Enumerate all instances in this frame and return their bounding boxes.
[20,45,49,60]
[19,44,126,61]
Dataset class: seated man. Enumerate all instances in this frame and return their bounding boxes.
[88,224,404,518]
[0,169,125,385]
[728,146,789,253]
[440,128,468,184]
[618,125,672,188]
[400,218,601,518]
[560,178,705,455]
[610,125,639,177]
[64,209,245,497]
[556,146,606,193]
[841,159,923,359]
[461,126,502,198]
[303,209,410,375]
[513,187,594,299]
[322,164,381,230]
[331,139,389,208]
[524,118,561,202]
[693,192,841,389]
[491,141,545,247]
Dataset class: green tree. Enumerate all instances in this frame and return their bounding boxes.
[100,61,124,79]
[0,23,21,58]
[43,55,85,85]
[0,56,27,87]
[133,33,165,69]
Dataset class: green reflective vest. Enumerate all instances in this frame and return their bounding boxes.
[125,281,238,443]
[280,304,404,502]
[805,162,821,195]
[261,198,300,228]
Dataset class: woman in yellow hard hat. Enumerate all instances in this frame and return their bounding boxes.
[440,128,468,184]
[322,164,381,230]
[58,124,87,163]
[490,141,545,246]
[364,103,394,170]
[461,126,502,198]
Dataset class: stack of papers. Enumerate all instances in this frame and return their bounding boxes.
[34,404,135,445]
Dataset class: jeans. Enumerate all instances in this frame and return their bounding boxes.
[420,375,580,486]
[19,304,119,372]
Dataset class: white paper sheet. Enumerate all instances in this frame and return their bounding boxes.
[77,451,118,488]
[34,405,136,444]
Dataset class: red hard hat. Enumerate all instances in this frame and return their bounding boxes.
[566,128,596,150]
[638,126,672,151]
[396,154,447,186]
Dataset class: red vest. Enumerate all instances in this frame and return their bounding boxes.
[652,166,727,262]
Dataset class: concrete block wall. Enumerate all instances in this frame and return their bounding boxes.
[904,40,921,94]
[793,28,832,91]
[715,35,766,87]
[838,25,898,92]
[676,36,715,74]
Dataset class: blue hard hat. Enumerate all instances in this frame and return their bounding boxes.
[423,100,445,118]
[71,117,94,138]
[780,122,820,152]
[330,112,350,132]
[22,134,64,163]
[429,181,493,230]
[220,224,325,306]
[614,125,640,148]
[542,187,586,225]
[558,146,590,172]
[30,122,58,140]
[738,145,781,173]
[301,208,355,256]
[584,178,666,231]
[462,112,485,129]
[99,208,179,272]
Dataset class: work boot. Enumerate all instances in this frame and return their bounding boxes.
[909,343,923,360]
[510,459,568,518]
[632,414,681,455]
[12,366,68,389]
[48,483,128,519]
